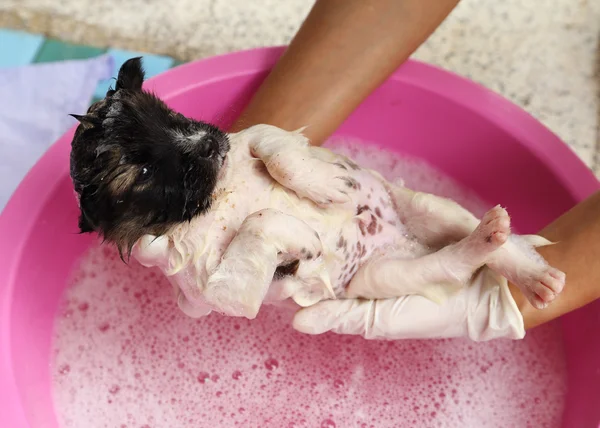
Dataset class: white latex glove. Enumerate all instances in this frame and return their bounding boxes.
[293,267,525,341]
[133,234,216,318]
[132,233,321,319]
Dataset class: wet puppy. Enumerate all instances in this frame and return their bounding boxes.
[70,58,565,319]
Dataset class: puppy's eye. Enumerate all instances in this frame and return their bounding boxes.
[137,166,153,183]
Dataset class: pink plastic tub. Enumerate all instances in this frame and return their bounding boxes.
[1,46,599,427]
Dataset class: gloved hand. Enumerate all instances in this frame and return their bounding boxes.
[134,232,526,341]
[132,234,216,318]
[292,266,526,341]
[132,232,321,319]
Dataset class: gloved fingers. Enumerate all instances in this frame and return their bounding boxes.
[293,294,468,339]
[519,234,555,248]
[293,298,375,336]
[177,289,213,318]
[132,234,170,267]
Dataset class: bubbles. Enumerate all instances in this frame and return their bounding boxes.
[197,372,210,383]
[264,358,279,370]
[52,140,567,428]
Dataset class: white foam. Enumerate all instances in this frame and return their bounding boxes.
[52,140,567,427]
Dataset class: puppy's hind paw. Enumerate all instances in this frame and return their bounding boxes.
[522,267,566,310]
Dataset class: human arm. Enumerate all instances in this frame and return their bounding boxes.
[511,190,600,330]
[230,0,461,146]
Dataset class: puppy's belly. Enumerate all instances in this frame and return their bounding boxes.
[273,169,421,300]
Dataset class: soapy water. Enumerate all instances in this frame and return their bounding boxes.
[52,140,567,428]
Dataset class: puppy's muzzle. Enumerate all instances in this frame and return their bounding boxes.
[195,135,220,159]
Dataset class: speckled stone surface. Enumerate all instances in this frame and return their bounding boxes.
[1,0,598,175]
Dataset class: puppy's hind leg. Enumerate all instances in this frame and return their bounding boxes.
[386,184,566,308]
[202,209,326,319]
[347,206,510,302]
[387,184,481,248]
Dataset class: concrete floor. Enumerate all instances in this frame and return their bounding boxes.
[1,0,599,174]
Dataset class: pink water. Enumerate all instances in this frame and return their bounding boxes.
[51,141,567,428]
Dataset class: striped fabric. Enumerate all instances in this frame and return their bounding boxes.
[0,28,182,102]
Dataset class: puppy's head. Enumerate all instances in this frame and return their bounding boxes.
[70,57,230,258]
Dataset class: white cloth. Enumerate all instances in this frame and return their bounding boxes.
[0,55,113,212]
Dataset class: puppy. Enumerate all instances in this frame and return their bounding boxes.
[70,58,565,319]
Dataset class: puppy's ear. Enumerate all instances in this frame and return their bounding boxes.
[69,114,102,130]
[77,189,97,234]
[78,212,94,234]
[113,57,145,93]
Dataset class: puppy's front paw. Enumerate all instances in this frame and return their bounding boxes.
[300,174,358,206]
[264,149,359,206]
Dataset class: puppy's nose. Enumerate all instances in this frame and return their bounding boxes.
[197,135,216,158]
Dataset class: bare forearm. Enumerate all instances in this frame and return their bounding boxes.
[230,0,460,145]
[512,191,600,329]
